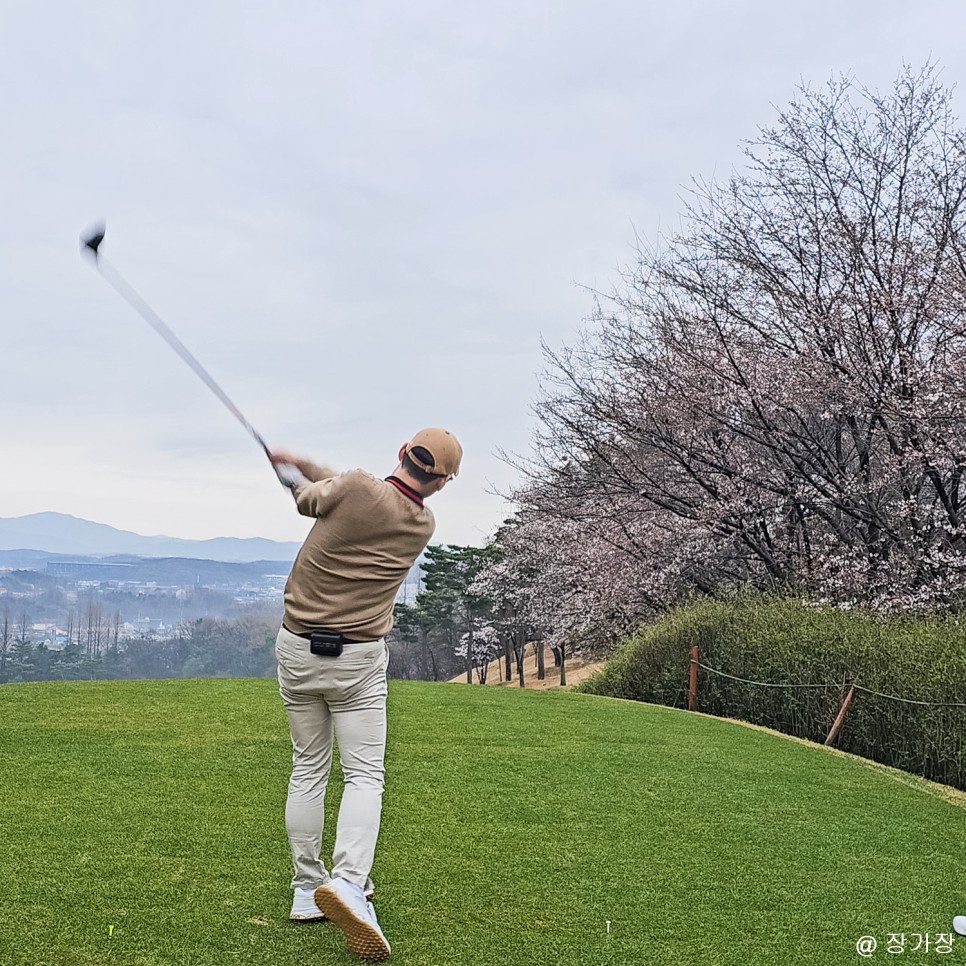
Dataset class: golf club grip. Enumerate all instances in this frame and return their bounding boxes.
[96,257,263,445]
[254,434,300,488]
[272,462,305,488]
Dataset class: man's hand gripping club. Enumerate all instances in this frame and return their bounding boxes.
[266,450,309,489]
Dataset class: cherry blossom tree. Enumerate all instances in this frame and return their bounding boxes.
[455,620,501,683]
[511,65,966,618]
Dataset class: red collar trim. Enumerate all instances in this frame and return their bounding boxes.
[385,475,424,506]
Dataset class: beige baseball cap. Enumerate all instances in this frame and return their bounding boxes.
[404,427,463,477]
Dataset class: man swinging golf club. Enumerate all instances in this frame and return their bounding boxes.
[270,428,462,961]
[79,225,459,959]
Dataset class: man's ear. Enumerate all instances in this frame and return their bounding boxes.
[398,444,407,462]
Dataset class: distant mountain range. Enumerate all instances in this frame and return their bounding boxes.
[0,512,302,563]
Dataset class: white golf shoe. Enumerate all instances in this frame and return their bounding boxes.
[289,887,327,922]
[313,877,391,961]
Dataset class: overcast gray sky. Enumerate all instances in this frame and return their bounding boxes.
[1,1,962,547]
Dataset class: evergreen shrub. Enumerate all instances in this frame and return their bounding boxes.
[578,597,966,789]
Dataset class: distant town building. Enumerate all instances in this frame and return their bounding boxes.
[46,561,135,581]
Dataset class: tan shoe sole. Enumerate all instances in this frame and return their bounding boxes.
[313,885,390,961]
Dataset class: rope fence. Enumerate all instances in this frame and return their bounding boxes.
[687,646,966,753]
[691,657,966,709]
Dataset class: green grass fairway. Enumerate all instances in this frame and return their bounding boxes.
[2,680,966,965]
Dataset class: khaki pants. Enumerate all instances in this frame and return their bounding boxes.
[275,625,389,892]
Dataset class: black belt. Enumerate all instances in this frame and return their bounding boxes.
[283,623,371,644]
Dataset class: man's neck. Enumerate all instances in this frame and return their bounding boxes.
[390,465,433,499]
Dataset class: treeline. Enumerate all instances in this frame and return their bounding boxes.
[1,543,566,686]
[0,610,280,683]
[464,66,966,668]
[2,544,535,684]
[390,544,572,686]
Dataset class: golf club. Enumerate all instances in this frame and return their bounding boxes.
[80,223,301,488]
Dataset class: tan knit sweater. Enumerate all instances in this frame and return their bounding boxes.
[282,463,435,640]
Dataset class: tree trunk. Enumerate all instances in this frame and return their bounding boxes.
[423,629,438,681]
[536,640,546,680]
[559,642,567,687]
[0,608,8,681]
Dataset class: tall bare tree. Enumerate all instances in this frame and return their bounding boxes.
[519,65,966,615]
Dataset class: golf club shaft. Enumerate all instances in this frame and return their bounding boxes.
[95,255,268,452]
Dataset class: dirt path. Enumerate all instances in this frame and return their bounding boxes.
[448,646,605,689]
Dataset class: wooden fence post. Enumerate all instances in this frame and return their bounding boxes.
[688,645,699,712]
[824,686,855,746]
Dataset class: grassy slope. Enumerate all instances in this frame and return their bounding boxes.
[1,679,965,966]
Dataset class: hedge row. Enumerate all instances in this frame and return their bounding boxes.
[577,596,966,790]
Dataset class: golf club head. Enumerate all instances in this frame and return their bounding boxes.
[80,222,106,259]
